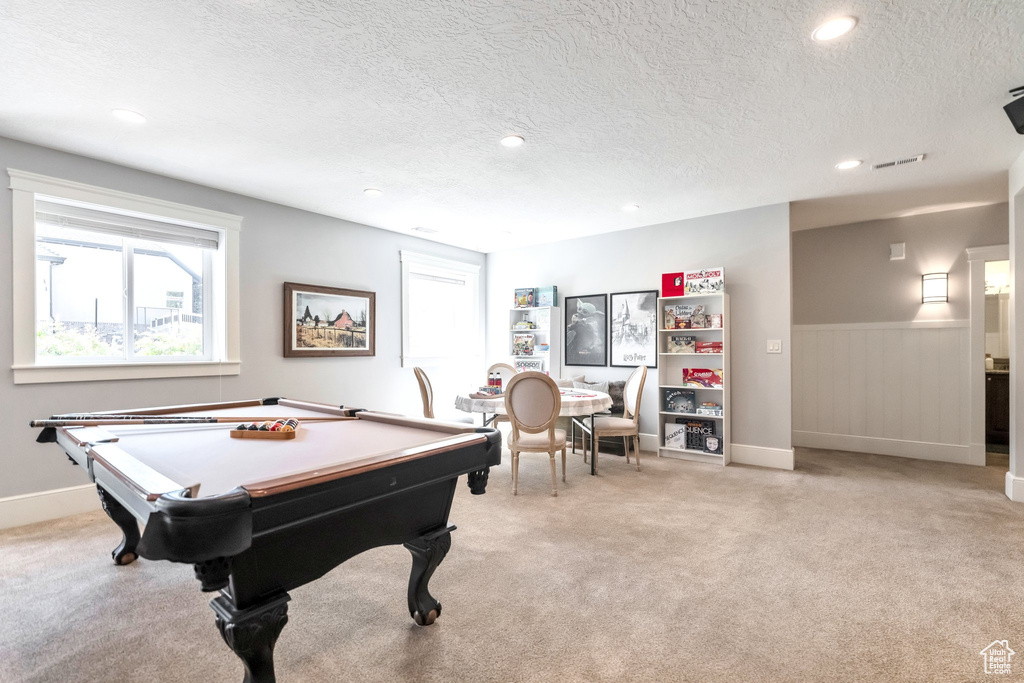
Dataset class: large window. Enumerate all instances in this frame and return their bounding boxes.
[400,251,481,367]
[10,170,242,383]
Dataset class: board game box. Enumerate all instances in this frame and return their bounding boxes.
[662,388,696,413]
[668,334,697,353]
[684,268,725,295]
[681,368,724,388]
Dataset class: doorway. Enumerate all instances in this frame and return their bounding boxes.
[967,246,1010,470]
[984,260,1010,462]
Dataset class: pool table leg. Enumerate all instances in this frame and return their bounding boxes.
[96,485,140,566]
[404,524,454,626]
[467,467,490,494]
[212,593,290,683]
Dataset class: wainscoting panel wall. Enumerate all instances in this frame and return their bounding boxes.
[792,322,977,465]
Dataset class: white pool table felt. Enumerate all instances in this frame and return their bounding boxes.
[87,404,470,497]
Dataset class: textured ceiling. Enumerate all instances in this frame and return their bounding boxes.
[1,1,1023,251]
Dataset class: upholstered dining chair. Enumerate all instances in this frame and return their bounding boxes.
[504,371,567,496]
[486,362,518,427]
[586,365,647,474]
[413,367,434,418]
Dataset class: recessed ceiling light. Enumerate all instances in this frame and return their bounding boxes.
[111,109,146,124]
[412,226,438,234]
[812,16,858,42]
[363,188,383,197]
[622,204,640,212]
[500,135,525,148]
[835,159,863,170]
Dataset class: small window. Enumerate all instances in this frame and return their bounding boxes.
[10,170,242,383]
[400,251,481,367]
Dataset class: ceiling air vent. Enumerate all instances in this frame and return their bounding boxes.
[872,154,925,170]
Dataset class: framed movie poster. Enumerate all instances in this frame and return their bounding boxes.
[284,282,375,357]
[564,294,607,366]
[610,290,658,368]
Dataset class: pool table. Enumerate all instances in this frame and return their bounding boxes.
[35,397,501,683]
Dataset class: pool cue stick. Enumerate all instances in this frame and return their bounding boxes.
[30,416,357,428]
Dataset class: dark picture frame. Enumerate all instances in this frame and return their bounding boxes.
[284,282,375,357]
[610,290,658,368]
[564,293,607,366]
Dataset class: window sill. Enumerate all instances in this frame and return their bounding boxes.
[12,360,241,385]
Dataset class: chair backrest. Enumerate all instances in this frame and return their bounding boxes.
[413,367,434,419]
[487,362,518,389]
[504,372,561,441]
[623,365,647,425]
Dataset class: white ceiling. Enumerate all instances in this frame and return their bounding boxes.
[1,1,1023,252]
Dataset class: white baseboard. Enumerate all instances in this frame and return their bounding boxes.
[730,443,795,470]
[1006,472,1024,502]
[793,431,981,466]
[639,432,658,453]
[0,484,98,530]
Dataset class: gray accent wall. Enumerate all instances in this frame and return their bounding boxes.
[792,204,1009,325]
[485,203,793,453]
[0,137,485,499]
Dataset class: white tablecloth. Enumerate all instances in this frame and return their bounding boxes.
[455,390,612,417]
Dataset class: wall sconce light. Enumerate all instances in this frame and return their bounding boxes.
[922,273,948,303]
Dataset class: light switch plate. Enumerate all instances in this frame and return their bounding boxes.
[890,243,906,260]
[767,340,782,354]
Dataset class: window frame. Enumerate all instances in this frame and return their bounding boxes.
[400,250,482,368]
[9,169,242,384]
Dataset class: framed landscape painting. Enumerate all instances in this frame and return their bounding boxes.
[284,282,375,357]
[564,294,607,366]
[610,290,658,368]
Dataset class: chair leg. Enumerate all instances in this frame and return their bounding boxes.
[512,452,519,496]
[593,436,599,474]
[561,446,567,482]
[624,436,630,463]
[548,452,557,497]
[582,429,588,464]
[633,436,641,471]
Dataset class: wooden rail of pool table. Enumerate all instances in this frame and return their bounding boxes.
[242,417,488,497]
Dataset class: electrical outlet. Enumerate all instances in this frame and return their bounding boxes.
[767,340,782,354]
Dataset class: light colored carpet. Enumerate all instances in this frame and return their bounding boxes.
[2,447,1022,682]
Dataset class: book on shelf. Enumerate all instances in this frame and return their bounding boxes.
[535,285,558,307]
[662,388,696,413]
[512,320,536,330]
[684,268,725,295]
[695,341,722,354]
[674,417,717,450]
[707,313,723,329]
[681,368,724,388]
[667,334,697,353]
[512,333,535,356]
[514,288,535,308]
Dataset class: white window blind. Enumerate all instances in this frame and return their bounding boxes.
[35,198,220,250]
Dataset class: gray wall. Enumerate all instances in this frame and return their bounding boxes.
[485,203,793,452]
[1,137,485,499]
[792,204,1009,324]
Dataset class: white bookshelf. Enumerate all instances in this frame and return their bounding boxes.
[509,306,562,376]
[656,293,731,465]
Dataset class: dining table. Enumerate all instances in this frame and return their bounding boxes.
[454,388,613,475]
